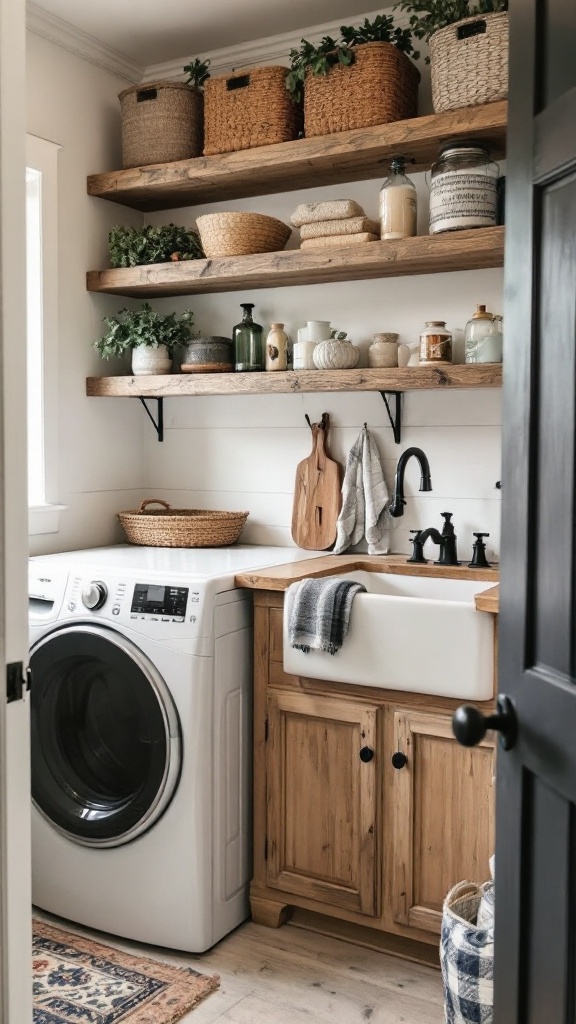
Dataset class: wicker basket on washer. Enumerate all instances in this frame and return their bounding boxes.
[118,499,249,548]
[203,65,302,155]
[304,42,420,137]
[119,81,203,168]
[429,12,509,113]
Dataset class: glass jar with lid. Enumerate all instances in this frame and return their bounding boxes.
[419,321,452,364]
[429,142,499,235]
[465,306,503,363]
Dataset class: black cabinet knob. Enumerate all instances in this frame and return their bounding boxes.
[391,751,408,769]
[359,746,374,763]
[453,695,517,751]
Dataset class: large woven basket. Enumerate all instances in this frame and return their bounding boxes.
[304,42,420,138]
[196,211,291,258]
[203,65,302,155]
[430,12,509,113]
[119,81,203,168]
[118,499,249,548]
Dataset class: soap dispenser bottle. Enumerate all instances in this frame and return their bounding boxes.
[233,302,263,372]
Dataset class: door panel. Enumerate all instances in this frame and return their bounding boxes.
[266,690,379,916]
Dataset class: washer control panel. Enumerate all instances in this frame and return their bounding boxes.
[130,583,189,622]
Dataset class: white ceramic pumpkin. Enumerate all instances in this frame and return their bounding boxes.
[312,337,360,370]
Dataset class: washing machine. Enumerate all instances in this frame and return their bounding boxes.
[29,543,315,952]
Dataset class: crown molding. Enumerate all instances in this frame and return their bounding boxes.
[143,6,405,82]
[26,2,144,83]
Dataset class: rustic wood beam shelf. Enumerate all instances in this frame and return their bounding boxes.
[87,102,507,211]
[87,226,504,298]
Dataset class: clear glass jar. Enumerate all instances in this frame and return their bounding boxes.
[429,143,499,235]
[465,306,503,363]
[419,321,452,364]
[233,302,263,371]
[379,157,417,240]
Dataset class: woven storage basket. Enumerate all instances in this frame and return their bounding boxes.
[430,12,509,113]
[119,81,203,168]
[304,42,420,138]
[196,212,291,258]
[203,65,302,155]
[118,499,249,548]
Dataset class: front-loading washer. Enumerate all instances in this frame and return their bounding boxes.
[29,544,316,951]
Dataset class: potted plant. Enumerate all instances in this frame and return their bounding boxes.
[108,224,204,268]
[93,303,195,376]
[286,15,420,137]
[395,1,509,112]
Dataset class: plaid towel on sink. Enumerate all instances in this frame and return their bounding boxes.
[286,577,366,655]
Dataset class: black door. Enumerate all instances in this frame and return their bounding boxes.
[30,624,181,847]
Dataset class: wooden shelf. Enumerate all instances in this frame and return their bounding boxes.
[87,102,507,211]
[86,227,504,298]
[86,364,502,399]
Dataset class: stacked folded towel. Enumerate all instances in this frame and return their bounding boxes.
[291,201,380,251]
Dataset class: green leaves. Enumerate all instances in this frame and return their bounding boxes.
[394,0,508,43]
[93,303,195,360]
[108,224,204,268]
[182,57,211,87]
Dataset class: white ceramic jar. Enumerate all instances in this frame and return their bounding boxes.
[368,333,401,368]
[293,341,318,370]
[265,322,288,371]
[305,320,332,343]
[131,343,172,375]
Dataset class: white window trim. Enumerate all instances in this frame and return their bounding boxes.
[26,133,66,535]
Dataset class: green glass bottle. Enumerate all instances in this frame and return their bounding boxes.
[233,302,263,371]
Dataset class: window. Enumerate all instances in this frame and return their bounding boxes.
[26,134,65,534]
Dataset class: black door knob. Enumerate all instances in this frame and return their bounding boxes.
[359,746,374,763]
[391,751,408,769]
[453,695,517,751]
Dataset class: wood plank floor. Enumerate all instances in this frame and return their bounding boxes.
[35,911,444,1022]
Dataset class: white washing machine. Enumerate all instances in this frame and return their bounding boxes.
[29,544,315,952]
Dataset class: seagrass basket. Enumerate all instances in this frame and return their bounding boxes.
[304,42,420,138]
[203,65,302,155]
[196,212,291,258]
[118,499,249,548]
[429,12,509,113]
[119,81,203,168]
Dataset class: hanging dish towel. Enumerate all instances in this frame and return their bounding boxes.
[286,577,366,655]
[333,425,390,555]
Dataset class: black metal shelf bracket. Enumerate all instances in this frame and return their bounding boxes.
[379,391,402,444]
[138,397,164,442]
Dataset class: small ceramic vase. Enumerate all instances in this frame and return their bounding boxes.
[368,333,400,368]
[305,320,332,343]
[131,343,171,376]
[265,323,288,371]
[313,338,360,370]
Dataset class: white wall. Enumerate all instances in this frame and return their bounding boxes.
[26,31,145,555]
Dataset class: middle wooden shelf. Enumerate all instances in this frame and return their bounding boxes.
[86,226,505,298]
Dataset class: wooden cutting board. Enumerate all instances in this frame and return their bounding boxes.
[291,414,341,550]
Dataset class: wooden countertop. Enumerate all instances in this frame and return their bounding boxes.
[474,584,500,614]
[235,553,499,603]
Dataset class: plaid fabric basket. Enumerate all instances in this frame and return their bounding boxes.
[440,880,494,1024]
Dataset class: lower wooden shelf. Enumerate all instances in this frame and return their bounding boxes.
[86,364,502,398]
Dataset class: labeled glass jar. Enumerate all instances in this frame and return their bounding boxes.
[379,156,417,240]
[419,321,452,364]
[465,306,503,363]
[233,302,263,371]
[429,142,499,235]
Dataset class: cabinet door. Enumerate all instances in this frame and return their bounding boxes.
[266,690,380,916]
[390,710,495,935]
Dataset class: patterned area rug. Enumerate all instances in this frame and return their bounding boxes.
[33,920,219,1023]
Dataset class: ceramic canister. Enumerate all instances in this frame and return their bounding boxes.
[368,333,400,368]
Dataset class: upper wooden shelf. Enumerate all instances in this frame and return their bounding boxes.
[87,101,507,211]
[86,364,502,398]
[87,226,504,297]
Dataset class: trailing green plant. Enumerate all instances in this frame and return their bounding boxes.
[93,303,195,360]
[286,15,419,103]
[182,57,211,87]
[394,0,508,45]
[108,224,204,268]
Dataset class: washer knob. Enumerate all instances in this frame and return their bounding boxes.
[81,581,108,610]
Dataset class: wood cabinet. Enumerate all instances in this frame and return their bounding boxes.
[251,590,495,957]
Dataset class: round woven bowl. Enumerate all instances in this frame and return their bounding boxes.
[118,499,249,548]
[196,212,291,258]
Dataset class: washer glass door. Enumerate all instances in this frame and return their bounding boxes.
[30,624,181,847]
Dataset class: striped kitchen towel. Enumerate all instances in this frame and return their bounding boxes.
[286,577,366,655]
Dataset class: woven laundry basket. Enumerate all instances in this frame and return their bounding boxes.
[203,65,302,155]
[119,81,203,168]
[304,42,420,138]
[196,211,291,258]
[118,499,249,548]
[430,12,509,113]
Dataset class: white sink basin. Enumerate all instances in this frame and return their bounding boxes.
[283,571,495,700]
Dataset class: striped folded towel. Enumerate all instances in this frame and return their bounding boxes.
[286,577,366,655]
[300,232,379,250]
[300,216,380,240]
